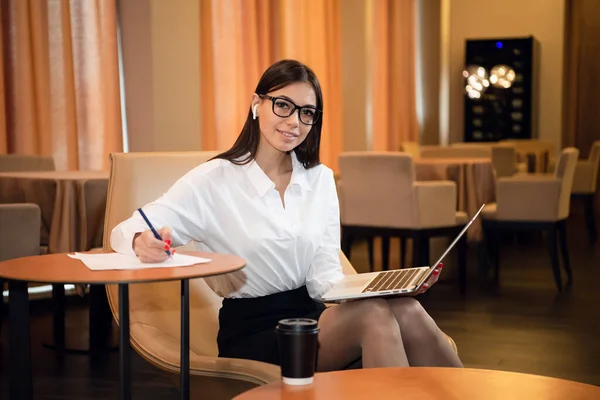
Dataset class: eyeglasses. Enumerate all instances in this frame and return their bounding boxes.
[258,94,322,126]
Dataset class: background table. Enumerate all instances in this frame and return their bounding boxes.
[234,367,600,399]
[0,251,245,400]
[0,171,111,356]
[0,170,109,253]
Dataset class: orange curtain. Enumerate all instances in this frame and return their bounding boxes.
[200,0,343,172]
[370,0,418,151]
[0,0,122,170]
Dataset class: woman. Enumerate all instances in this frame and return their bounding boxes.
[110,59,463,370]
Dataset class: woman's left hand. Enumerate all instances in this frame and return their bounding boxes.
[414,263,443,295]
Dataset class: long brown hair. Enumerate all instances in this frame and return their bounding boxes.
[213,59,323,169]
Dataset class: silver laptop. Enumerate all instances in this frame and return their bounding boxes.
[322,204,486,302]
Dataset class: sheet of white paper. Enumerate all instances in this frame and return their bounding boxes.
[67,252,211,271]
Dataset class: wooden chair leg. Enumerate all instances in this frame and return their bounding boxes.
[381,236,390,271]
[493,229,501,282]
[366,236,375,272]
[583,194,597,244]
[477,226,491,281]
[400,238,407,269]
[485,226,501,283]
[547,224,562,291]
[411,234,420,268]
[557,220,572,285]
[414,234,429,267]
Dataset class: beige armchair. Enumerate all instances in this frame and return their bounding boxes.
[481,148,579,291]
[0,154,55,255]
[338,152,469,293]
[0,203,42,335]
[491,144,527,178]
[101,151,283,388]
[571,141,600,243]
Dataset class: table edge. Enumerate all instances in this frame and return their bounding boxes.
[235,367,600,398]
[0,251,246,284]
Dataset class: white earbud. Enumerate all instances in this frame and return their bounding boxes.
[252,105,258,120]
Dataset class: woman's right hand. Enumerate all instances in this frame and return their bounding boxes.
[132,226,174,263]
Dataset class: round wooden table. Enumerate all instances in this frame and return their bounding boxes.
[234,367,600,399]
[0,251,245,400]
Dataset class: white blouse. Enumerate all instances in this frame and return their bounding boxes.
[109,152,344,302]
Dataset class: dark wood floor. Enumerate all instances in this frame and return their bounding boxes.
[1,215,600,399]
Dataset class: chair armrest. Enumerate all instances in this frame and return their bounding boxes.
[0,203,41,261]
[130,322,280,385]
[572,161,594,193]
[413,181,458,228]
[496,176,562,221]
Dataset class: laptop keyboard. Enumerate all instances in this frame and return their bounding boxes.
[362,269,421,293]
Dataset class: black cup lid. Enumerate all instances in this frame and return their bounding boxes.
[277,318,318,333]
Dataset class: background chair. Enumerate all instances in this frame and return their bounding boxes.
[571,141,600,243]
[490,144,527,178]
[0,154,56,255]
[338,152,468,293]
[481,148,579,291]
[0,203,41,335]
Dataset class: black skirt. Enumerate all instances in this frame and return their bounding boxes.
[217,286,327,366]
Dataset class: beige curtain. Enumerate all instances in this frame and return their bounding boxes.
[200,0,343,172]
[0,0,122,170]
[370,0,418,151]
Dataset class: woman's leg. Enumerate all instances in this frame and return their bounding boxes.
[317,298,409,371]
[387,297,463,367]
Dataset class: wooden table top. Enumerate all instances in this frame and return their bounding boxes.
[234,367,600,400]
[0,251,245,284]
